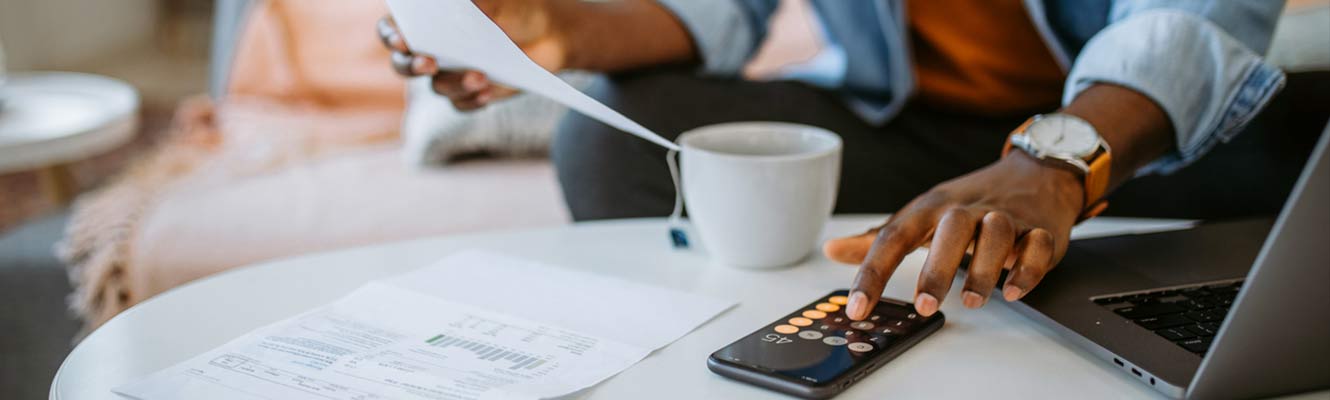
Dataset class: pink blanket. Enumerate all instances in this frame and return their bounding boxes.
[61,0,408,331]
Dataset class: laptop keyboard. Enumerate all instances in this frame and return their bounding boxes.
[1092,279,1244,355]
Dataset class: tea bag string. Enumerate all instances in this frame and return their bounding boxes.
[666,148,689,248]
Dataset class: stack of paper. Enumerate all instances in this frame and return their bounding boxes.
[115,251,734,399]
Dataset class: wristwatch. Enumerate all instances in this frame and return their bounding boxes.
[1003,113,1112,221]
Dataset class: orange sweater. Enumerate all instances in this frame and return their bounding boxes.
[909,0,1066,116]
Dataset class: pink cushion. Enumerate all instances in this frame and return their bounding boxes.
[129,148,567,297]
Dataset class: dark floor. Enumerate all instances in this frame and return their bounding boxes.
[0,212,80,400]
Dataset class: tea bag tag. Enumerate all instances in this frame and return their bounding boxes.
[667,148,690,249]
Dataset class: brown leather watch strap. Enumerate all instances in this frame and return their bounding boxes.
[1079,149,1113,221]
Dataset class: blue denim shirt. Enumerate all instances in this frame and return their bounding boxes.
[655,0,1287,174]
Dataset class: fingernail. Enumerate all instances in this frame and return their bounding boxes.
[465,74,487,91]
[462,75,480,90]
[847,291,869,320]
[962,291,984,309]
[915,293,938,316]
[1003,285,1024,301]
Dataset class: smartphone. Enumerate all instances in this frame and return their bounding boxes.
[707,290,944,399]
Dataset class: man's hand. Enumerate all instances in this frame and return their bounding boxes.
[376,0,695,111]
[825,152,1085,320]
[825,84,1175,320]
[377,0,568,110]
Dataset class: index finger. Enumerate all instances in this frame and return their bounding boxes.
[377,16,410,53]
[847,212,933,320]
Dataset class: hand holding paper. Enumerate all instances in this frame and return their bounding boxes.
[385,0,680,150]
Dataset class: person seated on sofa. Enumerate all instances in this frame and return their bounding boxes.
[377,0,1288,320]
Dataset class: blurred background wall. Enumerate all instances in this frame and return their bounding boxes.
[0,0,159,70]
[0,0,211,101]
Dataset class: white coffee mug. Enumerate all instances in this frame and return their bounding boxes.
[679,122,842,268]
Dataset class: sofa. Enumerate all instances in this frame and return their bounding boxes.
[59,0,570,331]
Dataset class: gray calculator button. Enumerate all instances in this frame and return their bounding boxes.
[851,321,875,330]
[799,330,824,340]
[848,342,874,352]
[822,336,848,346]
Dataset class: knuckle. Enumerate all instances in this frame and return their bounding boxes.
[433,80,464,96]
[940,207,975,225]
[982,211,1013,228]
[874,224,899,241]
[1015,266,1050,286]
[882,239,913,257]
[872,225,917,256]
[391,53,415,75]
[852,267,885,290]
[941,207,968,220]
[1029,229,1055,248]
[1017,261,1049,279]
[430,82,449,96]
[920,263,954,283]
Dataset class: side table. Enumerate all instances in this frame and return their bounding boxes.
[0,72,139,203]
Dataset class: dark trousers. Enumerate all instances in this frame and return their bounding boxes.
[551,70,1329,222]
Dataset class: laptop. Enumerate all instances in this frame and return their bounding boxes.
[1011,125,1330,399]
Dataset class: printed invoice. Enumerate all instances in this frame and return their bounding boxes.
[113,251,735,400]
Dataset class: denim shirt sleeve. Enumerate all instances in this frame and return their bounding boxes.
[653,0,780,76]
[1063,1,1287,175]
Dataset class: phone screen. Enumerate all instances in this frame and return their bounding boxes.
[709,290,943,391]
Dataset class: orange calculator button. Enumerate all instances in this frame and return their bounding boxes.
[816,303,840,312]
[788,317,814,327]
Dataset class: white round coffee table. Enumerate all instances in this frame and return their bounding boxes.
[50,216,1276,399]
[0,72,139,202]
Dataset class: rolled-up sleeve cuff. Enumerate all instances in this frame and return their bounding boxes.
[654,0,759,76]
[1063,10,1286,175]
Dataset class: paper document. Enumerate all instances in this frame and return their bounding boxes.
[114,251,734,399]
[385,0,679,151]
[1071,218,1198,241]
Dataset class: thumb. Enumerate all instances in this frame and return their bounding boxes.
[822,229,879,265]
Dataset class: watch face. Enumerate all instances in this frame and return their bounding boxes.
[1026,114,1100,157]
